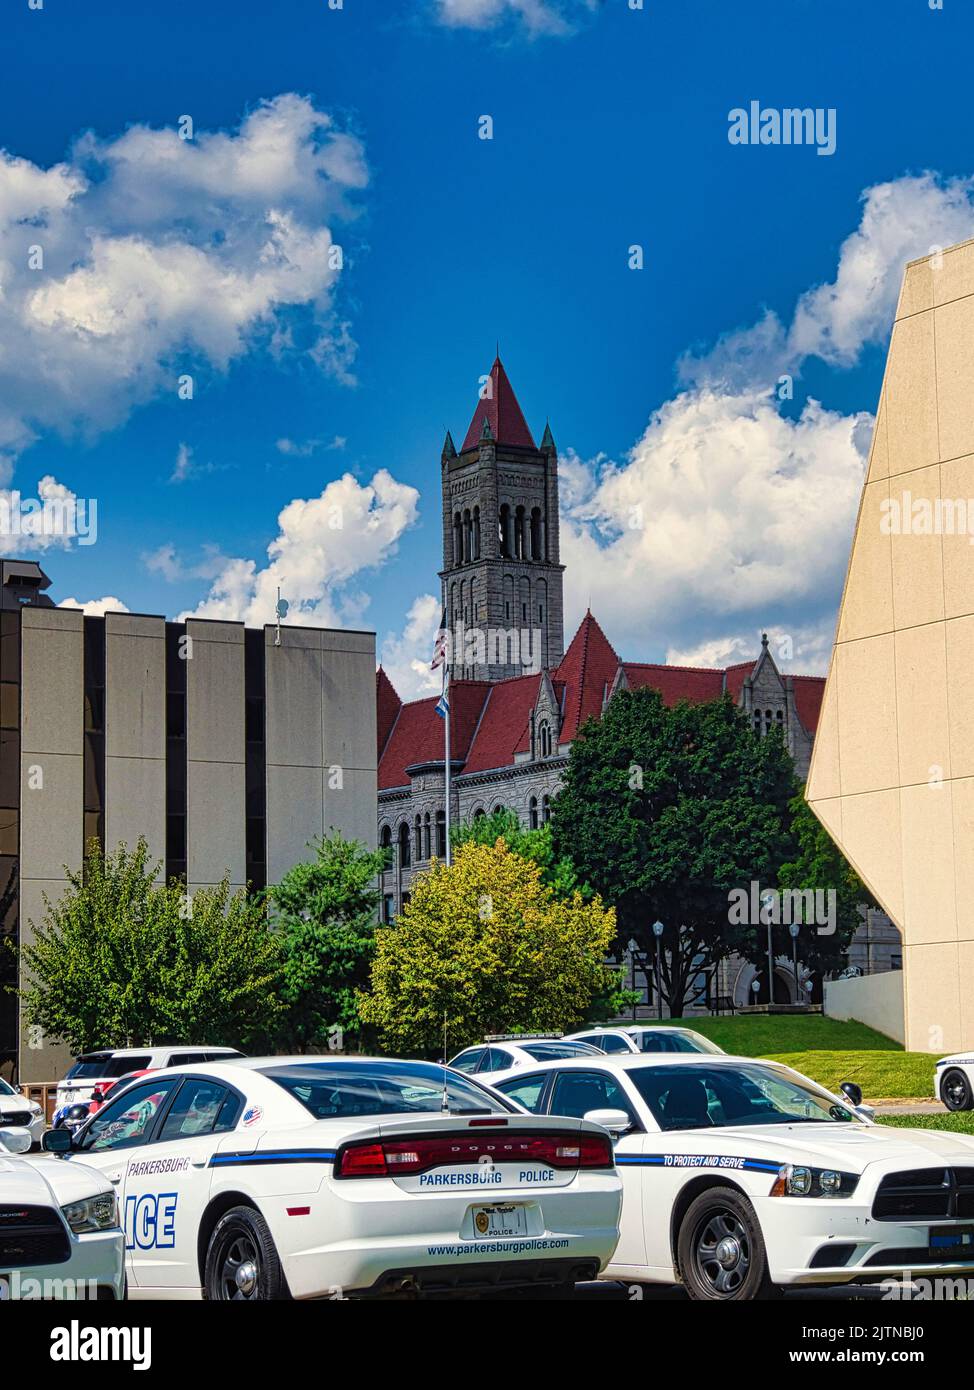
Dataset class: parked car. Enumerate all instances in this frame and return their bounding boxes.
[566,1026,726,1056]
[0,1124,125,1300]
[0,1075,45,1148]
[54,1046,245,1118]
[448,1034,602,1078]
[936,1051,974,1111]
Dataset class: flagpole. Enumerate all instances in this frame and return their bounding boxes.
[443,655,452,866]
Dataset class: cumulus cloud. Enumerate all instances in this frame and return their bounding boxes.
[59,595,130,617]
[379,592,443,700]
[179,469,420,630]
[433,0,599,38]
[0,94,367,471]
[0,475,97,550]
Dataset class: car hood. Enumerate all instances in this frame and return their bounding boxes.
[683,1122,974,1172]
[0,1153,113,1205]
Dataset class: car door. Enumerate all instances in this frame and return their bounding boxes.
[72,1076,181,1286]
[546,1068,647,1266]
[119,1076,242,1293]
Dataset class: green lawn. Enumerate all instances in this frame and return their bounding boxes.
[877,1113,974,1135]
[659,1016,937,1100]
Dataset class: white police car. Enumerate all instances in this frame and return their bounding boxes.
[935,1053,974,1111]
[489,1053,974,1299]
[0,1076,45,1147]
[53,1056,622,1300]
[0,1125,125,1301]
[566,1026,726,1056]
[448,1034,602,1079]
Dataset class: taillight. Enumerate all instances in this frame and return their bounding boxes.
[334,1130,613,1179]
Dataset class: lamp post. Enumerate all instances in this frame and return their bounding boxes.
[652,920,664,1021]
[789,922,800,1006]
[761,890,776,1007]
[626,938,639,1023]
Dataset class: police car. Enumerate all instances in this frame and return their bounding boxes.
[488,1053,974,1298]
[935,1053,974,1111]
[565,1026,726,1056]
[0,1076,45,1147]
[448,1034,602,1078]
[0,1124,125,1300]
[50,1056,622,1300]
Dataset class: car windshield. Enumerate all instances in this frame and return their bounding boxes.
[262,1061,515,1119]
[629,1063,859,1130]
[522,1042,600,1060]
[0,1078,16,1096]
[634,1031,723,1055]
[66,1054,151,1080]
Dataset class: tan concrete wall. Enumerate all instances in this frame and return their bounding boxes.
[824,971,905,1046]
[808,237,974,1053]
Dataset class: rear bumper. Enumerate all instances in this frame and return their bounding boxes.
[355,1255,601,1298]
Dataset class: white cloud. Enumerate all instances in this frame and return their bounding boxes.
[59,595,130,617]
[379,593,443,700]
[180,468,420,630]
[170,443,193,484]
[433,0,598,37]
[0,475,97,550]
[275,434,346,457]
[665,619,837,677]
[0,94,367,471]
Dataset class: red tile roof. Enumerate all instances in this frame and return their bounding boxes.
[792,674,825,733]
[376,681,492,790]
[623,662,725,706]
[554,611,620,742]
[376,667,402,760]
[464,673,543,773]
[460,357,536,451]
[723,662,753,703]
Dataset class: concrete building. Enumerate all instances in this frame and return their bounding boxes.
[808,237,974,1052]
[0,560,377,1084]
[377,359,898,1008]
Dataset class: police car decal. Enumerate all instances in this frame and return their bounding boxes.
[614,1153,780,1173]
[207,1148,337,1168]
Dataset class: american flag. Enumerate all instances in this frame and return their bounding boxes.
[430,611,448,670]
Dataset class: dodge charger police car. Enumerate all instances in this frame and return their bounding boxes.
[0,1125,125,1300]
[53,1056,622,1299]
[490,1053,974,1299]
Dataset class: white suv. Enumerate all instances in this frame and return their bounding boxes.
[55,1046,244,1116]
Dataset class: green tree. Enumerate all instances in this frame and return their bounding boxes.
[772,790,877,992]
[15,838,283,1054]
[551,688,798,1016]
[264,832,388,1052]
[359,838,624,1056]
[452,808,588,899]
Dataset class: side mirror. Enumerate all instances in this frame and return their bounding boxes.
[42,1127,74,1155]
[584,1107,632,1135]
[0,1126,32,1155]
[839,1081,863,1108]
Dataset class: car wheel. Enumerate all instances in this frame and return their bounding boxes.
[677,1188,778,1301]
[941,1068,974,1112]
[204,1206,289,1302]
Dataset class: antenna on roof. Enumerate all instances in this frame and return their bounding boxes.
[275,586,289,648]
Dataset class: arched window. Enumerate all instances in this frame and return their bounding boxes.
[529,796,538,830]
[530,507,542,561]
[472,506,481,561]
[461,509,471,564]
[753,711,763,736]
[541,795,551,824]
[423,812,431,860]
[499,504,511,558]
[453,513,463,567]
[414,816,422,861]
[435,809,446,859]
[514,506,526,560]
[473,806,486,819]
[775,709,784,726]
[398,821,411,868]
[380,824,392,853]
[538,720,552,758]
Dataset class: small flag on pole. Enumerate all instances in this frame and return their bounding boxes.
[430,610,448,670]
[435,689,449,719]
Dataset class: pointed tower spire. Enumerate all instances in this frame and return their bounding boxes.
[461,356,536,451]
[541,420,556,452]
[442,429,457,460]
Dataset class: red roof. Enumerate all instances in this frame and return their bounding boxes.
[464,673,543,773]
[623,662,724,706]
[460,357,536,451]
[792,674,825,732]
[554,611,620,742]
[376,667,401,759]
[723,662,752,703]
[376,681,491,790]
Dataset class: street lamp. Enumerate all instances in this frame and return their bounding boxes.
[652,920,664,1021]
[788,922,800,1006]
[761,890,776,1008]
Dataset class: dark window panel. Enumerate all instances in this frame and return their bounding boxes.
[166,692,186,739]
[83,733,105,814]
[0,732,19,808]
[0,612,20,685]
[165,622,187,692]
[245,696,264,743]
[166,814,186,862]
[0,682,18,730]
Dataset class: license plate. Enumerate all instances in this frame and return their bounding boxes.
[928,1225,974,1253]
[471,1204,528,1239]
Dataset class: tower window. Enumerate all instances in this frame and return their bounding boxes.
[424,812,431,860]
[499,504,512,558]
[530,507,542,561]
[453,512,463,567]
[435,810,446,858]
[541,795,551,824]
[538,720,552,758]
[398,821,411,869]
[473,506,481,561]
[529,796,538,830]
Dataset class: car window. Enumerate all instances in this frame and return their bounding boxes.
[634,1031,722,1055]
[597,1034,634,1055]
[449,1049,485,1074]
[495,1074,547,1113]
[204,1050,244,1061]
[481,1047,513,1072]
[0,1078,15,1096]
[157,1079,232,1141]
[165,1052,207,1067]
[67,1054,152,1080]
[79,1079,178,1152]
[549,1069,637,1123]
[263,1061,514,1118]
[628,1063,858,1131]
[522,1042,600,1061]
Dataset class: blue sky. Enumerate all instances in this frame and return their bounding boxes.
[2,0,972,696]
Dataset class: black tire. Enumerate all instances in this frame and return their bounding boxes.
[941,1068,974,1112]
[204,1205,289,1302]
[677,1187,778,1301]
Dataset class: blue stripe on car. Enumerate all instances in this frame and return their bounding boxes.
[209,1150,336,1167]
[615,1155,780,1173]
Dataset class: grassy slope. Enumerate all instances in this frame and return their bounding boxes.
[877,1113,974,1134]
[661,1016,937,1099]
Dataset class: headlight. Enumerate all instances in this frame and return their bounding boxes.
[770,1164,858,1198]
[61,1192,119,1234]
[29,1102,41,1115]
